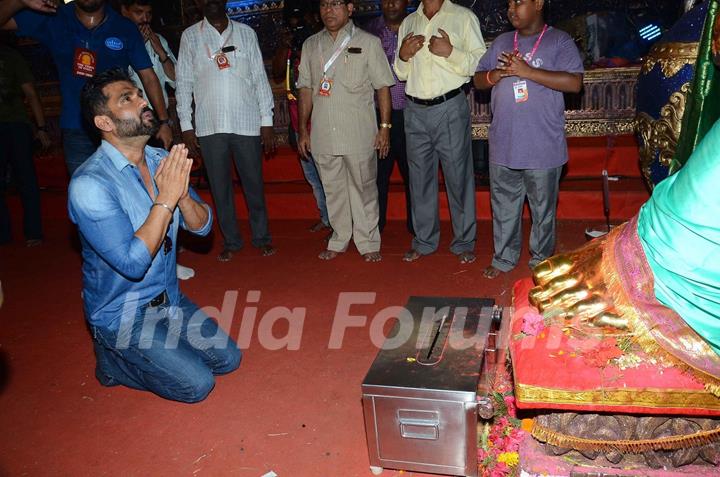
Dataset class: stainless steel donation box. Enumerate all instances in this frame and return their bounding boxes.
[361,297,496,477]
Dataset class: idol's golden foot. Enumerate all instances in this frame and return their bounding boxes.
[529,238,627,330]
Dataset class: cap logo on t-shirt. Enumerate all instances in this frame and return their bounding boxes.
[105,37,124,51]
[522,53,543,69]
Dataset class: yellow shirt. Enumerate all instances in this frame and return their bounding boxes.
[394,0,486,100]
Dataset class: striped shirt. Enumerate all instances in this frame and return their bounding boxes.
[176,18,273,137]
[130,33,176,108]
[297,21,395,155]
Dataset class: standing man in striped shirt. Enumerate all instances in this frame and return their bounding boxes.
[176,0,276,261]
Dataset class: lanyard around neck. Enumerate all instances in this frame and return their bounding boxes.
[322,25,355,76]
[513,24,548,62]
[202,18,234,59]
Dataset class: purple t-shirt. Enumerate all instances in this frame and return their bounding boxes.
[365,16,406,110]
[476,27,583,169]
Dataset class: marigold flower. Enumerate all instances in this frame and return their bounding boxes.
[497,451,519,467]
[520,418,534,432]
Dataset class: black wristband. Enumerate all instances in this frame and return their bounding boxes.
[158,119,170,126]
[160,55,171,64]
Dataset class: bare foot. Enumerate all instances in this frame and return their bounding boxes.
[25,239,42,247]
[363,252,382,262]
[529,241,627,329]
[218,249,234,262]
[309,221,330,232]
[482,265,502,279]
[318,249,340,260]
[458,251,476,264]
[402,249,421,262]
[261,245,277,256]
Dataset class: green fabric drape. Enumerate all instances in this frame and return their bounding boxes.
[638,118,720,354]
[671,0,720,173]
[637,3,720,353]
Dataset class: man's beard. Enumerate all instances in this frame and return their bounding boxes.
[76,0,104,14]
[112,107,159,138]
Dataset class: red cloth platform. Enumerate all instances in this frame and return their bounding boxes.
[510,278,720,416]
[32,135,648,221]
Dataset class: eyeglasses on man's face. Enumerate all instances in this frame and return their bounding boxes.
[319,0,346,9]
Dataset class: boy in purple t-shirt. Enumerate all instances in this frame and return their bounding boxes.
[474,0,583,278]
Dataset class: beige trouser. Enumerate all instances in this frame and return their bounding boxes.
[314,151,381,255]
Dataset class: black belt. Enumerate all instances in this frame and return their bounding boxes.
[406,88,462,106]
[149,291,168,307]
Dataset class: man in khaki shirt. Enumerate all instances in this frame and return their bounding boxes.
[395,0,485,264]
[297,0,395,262]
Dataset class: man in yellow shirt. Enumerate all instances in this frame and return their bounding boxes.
[394,0,485,264]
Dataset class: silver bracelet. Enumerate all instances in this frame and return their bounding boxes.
[152,202,173,215]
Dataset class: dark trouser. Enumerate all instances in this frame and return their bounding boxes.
[0,122,42,243]
[91,294,241,403]
[405,92,476,255]
[62,128,97,177]
[488,163,563,271]
[198,133,271,250]
[377,108,413,234]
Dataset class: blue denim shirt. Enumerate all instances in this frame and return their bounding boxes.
[68,141,212,330]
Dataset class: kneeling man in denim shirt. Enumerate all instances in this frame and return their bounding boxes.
[69,68,241,403]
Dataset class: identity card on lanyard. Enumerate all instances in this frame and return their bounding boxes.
[203,20,235,70]
[72,21,103,77]
[512,24,547,104]
[319,26,355,97]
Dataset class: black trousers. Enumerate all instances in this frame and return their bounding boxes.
[197,133,271,250]
[377,108,413,234]
[0,122,42,243]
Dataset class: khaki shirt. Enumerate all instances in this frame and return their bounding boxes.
[394,0,486,99]
[298,21,395,155]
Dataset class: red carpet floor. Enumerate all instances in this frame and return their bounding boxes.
[0,191,609,476]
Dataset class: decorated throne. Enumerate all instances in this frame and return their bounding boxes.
[504,2,720,475]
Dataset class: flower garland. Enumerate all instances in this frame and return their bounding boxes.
[477,362,531,477]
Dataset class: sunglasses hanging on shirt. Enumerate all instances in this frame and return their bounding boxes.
[163,234,173,255]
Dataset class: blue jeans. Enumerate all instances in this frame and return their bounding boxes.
[293,132,328,226]
[91,294,241,403]
[62,128,97,177]
[300,155,329,225]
